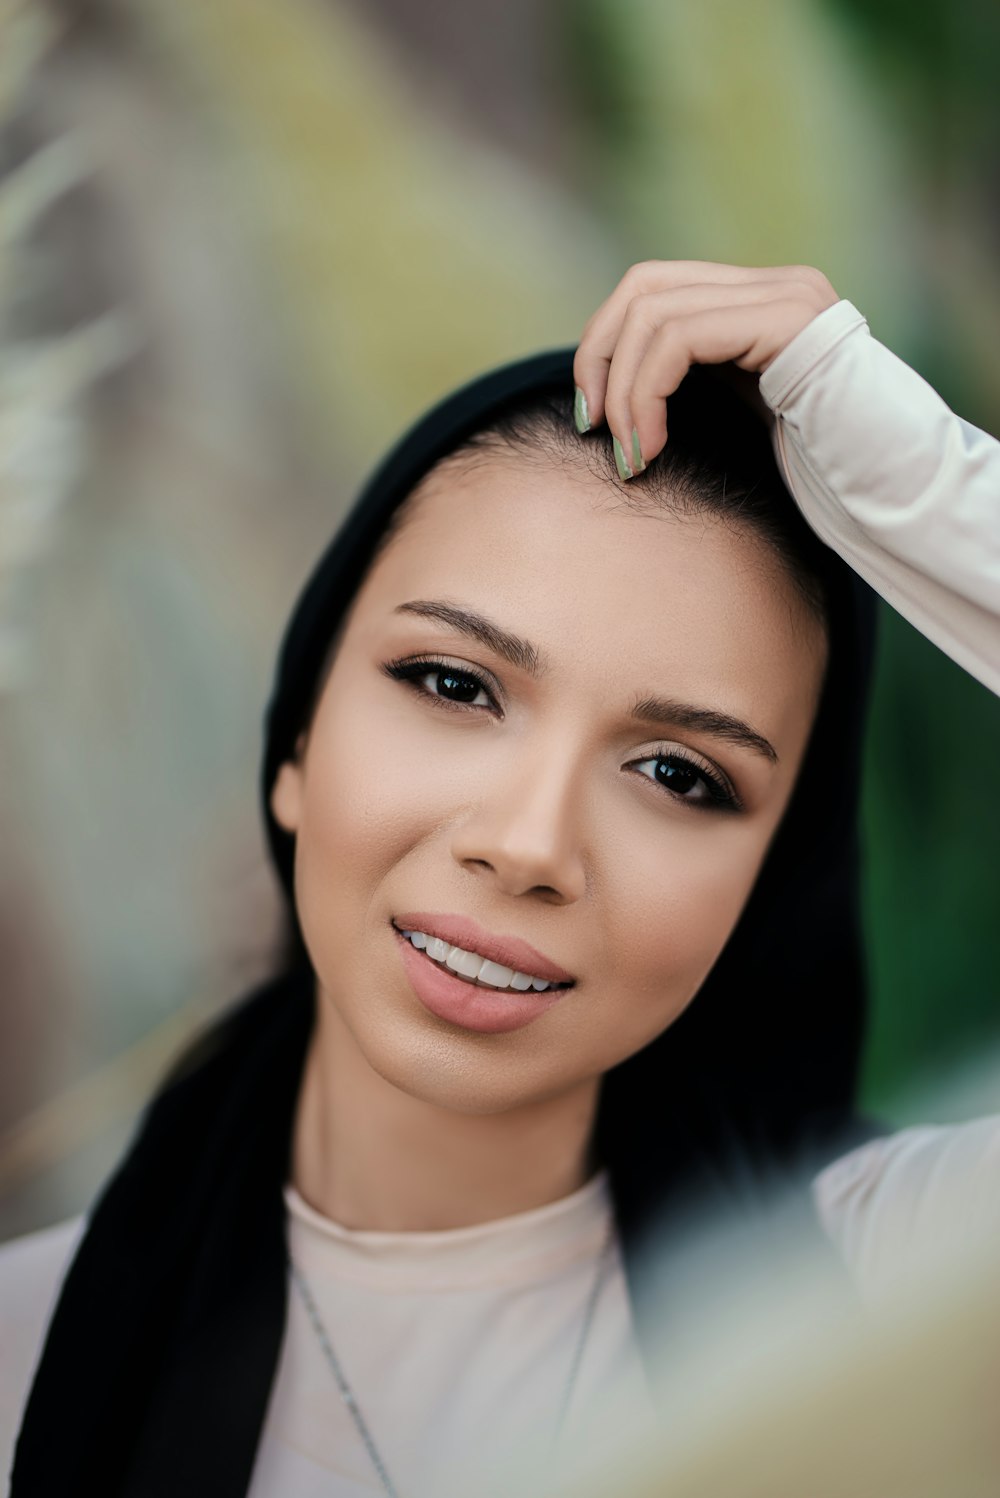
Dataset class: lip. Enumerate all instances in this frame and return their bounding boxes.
[391,912,576,985]
[392,926,571,1035]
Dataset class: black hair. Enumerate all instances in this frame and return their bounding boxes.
[439,371,831,624]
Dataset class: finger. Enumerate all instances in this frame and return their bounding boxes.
[601,282,792,465]
[588,259,833,338]
[573,261,830,430]
[574,265,762,431]
[627,299,821,469]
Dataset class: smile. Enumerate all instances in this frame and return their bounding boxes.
[399,929,572,994]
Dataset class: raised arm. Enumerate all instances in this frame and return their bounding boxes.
[573,261,1000,696]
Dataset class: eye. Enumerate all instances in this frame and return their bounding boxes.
[630,752,740,811]
[382,656,500,712]
[418,666,491,707]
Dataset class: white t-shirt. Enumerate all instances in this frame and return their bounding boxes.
[0,1174,655,1497]
[812,1113,1000,1304]
[249,1174,653,1497]
[5,1120,1000,1495]
[3,303,998,1490]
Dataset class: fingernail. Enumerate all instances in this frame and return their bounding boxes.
[631,427,645,473]
[613,435,633,481]
[573,386,591,434]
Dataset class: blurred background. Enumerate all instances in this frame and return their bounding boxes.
[1,0,998,1239]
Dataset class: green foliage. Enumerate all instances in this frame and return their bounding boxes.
[861,608,1000,1107]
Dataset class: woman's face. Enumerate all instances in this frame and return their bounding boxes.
[271,450,826,1114]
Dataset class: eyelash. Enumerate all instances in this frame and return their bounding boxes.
[381,655,742,812]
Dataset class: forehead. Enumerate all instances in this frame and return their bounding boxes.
[352,453,825,725]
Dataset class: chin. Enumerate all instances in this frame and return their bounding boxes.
[350,1006,579,1116]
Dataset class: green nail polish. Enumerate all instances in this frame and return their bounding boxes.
[631,427,645,473]
[613,435,633,481]
[573,386,591,434]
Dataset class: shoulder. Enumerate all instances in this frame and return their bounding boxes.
[812,1116,1000,1300]
[0,1216,85,1479]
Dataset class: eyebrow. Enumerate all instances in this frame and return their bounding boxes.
[629,696,779,764]
[393,599,778,764]
[394,599,546,676]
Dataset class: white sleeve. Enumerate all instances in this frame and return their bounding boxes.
[812,1117,1000,1302]
[759,300,1000,697]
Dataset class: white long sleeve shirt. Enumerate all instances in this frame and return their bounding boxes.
[2,303,998,1493]
[759,297,999,697]
[761,298,1000,1303]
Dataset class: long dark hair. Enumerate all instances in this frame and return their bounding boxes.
[13,351,877,1497]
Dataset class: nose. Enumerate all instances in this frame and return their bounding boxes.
[449,747,588,904]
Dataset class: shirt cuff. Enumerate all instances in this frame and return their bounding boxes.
[760,299,870,411]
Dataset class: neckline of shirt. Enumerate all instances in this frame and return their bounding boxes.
[284,1170,614,1292]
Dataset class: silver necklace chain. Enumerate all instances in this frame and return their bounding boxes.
[289,1256,403,1498]
[288,1218,616,1498]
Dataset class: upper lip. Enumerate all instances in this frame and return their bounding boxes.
[393,912,576,984]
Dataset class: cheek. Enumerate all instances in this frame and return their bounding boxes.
[585,813,772,1057]
[291,701,462,948]
[294,733,400,920]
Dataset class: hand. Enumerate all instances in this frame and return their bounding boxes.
[572,259,839,477]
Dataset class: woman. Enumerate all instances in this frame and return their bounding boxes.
[3,262,997,1496]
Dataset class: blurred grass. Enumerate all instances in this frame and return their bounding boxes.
[123,0,615,473]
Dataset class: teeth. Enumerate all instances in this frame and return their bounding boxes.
[477,959,514,989]
[402,929,562,994]
[445,945,484,980]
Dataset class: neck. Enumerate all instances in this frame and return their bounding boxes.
[291,995,601,1232]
